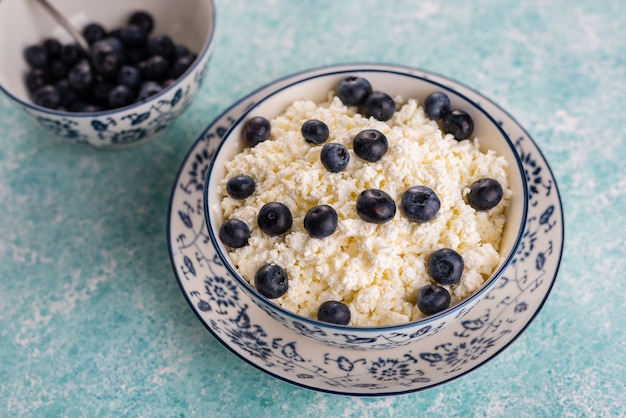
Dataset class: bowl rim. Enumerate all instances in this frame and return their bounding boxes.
[0,0,216,117]
[203,65,529,332]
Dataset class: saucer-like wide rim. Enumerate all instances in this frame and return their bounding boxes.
[167,63,564,396]
[202,67,529,334]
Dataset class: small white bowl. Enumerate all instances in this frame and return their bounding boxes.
[204,67,528,350]
[0,0,215,148]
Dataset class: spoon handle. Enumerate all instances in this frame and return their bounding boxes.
[33,0,90,54]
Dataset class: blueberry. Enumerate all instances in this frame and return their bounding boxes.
[137,60,147,74]
[337,76,372,106]
[147,34,176,60]
[67,59,94,93]
[356,189,396,224]
[317,301,351,325]
[442,109,474,140]
[107,28,123,41]
[24,45,48,69]
[129,11,154,34]
[42,38,62,59]
[141,55,170,80]
[416,285,451,315]
[218,218,250,248]
[226,175,255,199]
[34,85,60,109]
[363,91,395,121]
[117,65,142,89]
[257,202,292,236]
[91,80,115,107]
[162,79,177,89]
[82,23,107,45]
[467,178,503,211]
[304,205,338,238]
[423,91,451,120]
[68,101,87,112]
[125,47,150,65]
[352,129,388,162]
[175,44,191,60]
[254,264,289,299]
[400,186,440,223]
[301,119,329,144]
[48,60,68,81]
[55,79,79,108]
[320,143,350,172]
[171,54,196,78]
[242,116,271,147]
[427,248,464,285]
[90,38,123,77]
[108,85,135,108]
[137,81,162,100]
[120,25,148,48]
[60,44,84,67]
[105,37,123,53]
[72,103,101,113]
[25,69,50,94]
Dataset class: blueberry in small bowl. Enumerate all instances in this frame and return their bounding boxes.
[0,0,216,148]
[203,67,529,350]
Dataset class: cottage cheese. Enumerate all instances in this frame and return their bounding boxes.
[216,92,511,327]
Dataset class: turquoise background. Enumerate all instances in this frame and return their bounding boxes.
[1,0,625,416]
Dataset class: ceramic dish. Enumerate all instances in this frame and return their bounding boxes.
[167,64,563,396]
[202,68,528,350]
[0,0,216,147]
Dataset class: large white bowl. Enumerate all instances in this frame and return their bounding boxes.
[204,67,529,350]
[0,0,215,147]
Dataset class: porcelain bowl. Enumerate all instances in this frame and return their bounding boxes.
[0,0,215,148]
[203,67,529,350]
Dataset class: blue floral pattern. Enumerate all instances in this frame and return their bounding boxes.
[167,66,563,395]
[26,113,88,144]
[22,57,211,147]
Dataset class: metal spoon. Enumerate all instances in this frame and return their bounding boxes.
[33,0,90,54]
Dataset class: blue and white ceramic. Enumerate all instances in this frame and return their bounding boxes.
[168,64,563,395]
[201,66,529,350]
[0,0,215,148]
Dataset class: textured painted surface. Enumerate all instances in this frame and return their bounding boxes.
[1,0,625,416]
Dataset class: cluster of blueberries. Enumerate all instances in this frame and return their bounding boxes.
[219,77,504,325]
[23,11,196,112]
